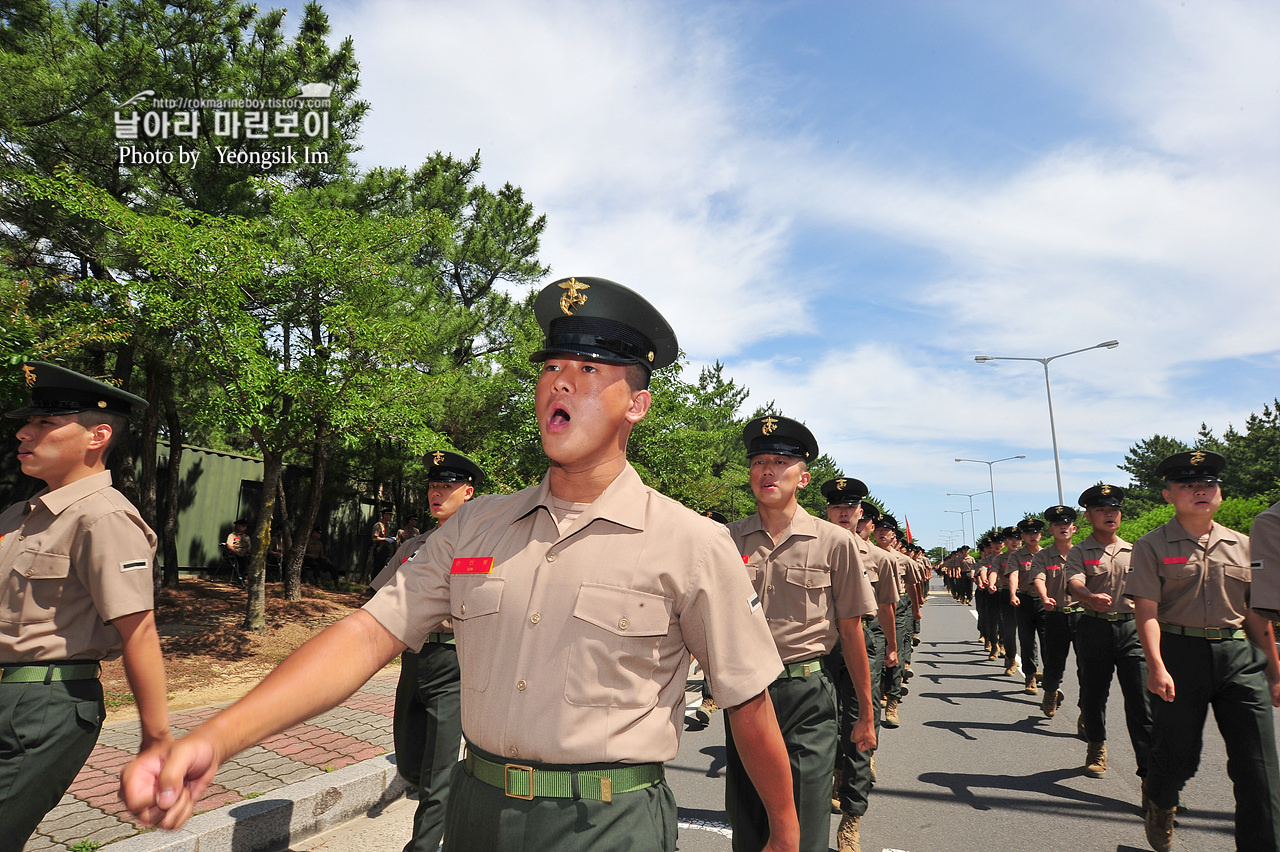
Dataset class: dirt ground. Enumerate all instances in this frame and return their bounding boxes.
[100,579,396,725]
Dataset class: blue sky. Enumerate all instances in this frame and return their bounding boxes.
[302,0,1279,548]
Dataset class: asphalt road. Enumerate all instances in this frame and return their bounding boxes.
[284,586,1263,851]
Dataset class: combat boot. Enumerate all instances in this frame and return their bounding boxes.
[1024,673,1038,694]
[695,696,717,725]
[1004,663,1019,677]
[836,813,861,852]
[1084,741,1107,778]
[1145,801,1175,851]
[1040,688,1063,718]
[831,768,842,814]
[987,646,998,661]
[883,697,901,728]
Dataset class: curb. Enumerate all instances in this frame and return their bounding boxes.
[104,754,410,852]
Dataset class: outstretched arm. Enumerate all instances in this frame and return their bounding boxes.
[120,609,405,829]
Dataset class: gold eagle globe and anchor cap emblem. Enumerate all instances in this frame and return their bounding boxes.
[530,277,678,371]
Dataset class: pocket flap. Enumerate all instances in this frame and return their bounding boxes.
[572,584,670,637]
[13,550,71,580]
[785,566,832,590]
[451,577,505,620]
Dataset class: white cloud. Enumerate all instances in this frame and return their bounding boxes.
[323,0,1280,544]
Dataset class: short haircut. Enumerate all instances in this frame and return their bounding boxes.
[624,363,650,392]
[73,410,128,463]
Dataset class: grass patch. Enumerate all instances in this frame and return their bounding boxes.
[70,841,103,852]
[103,691,136,710]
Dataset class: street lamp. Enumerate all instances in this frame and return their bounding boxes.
[974,340,1119,504]
[947,490,989,541]
[955,455,1026,528]
[945,507,980,547]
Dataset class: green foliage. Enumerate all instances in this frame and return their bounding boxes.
[1072,496,1269,545]
[1118,434,1190,515]
[69,841,103,852]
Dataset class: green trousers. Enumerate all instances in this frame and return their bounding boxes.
[831,619,885,817]
[1040,610,1079,696]
[0,678,104,852]
[725,668,837,852]
[1147,633,1280,850]
[393,643,463,852]
[442,747,675,852]
[1073,616,1151,772]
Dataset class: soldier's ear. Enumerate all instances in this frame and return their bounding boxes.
[624,388,651,424]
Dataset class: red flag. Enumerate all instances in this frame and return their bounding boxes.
[904,516,914,543]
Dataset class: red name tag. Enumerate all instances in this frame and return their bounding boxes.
[451,557,494,574]
[1084,560,1102,566]
[1163,556,1189,565]
[742,554,750,564]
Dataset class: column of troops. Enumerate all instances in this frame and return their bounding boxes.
[4,275,1278,852]
[939,454,1280,852]
[5,278,935,852]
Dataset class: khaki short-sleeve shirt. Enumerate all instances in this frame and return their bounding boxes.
[1026,546,1073,604]
[1011,546,1039,593]
[854,535,901,607]
[994,552,1018,589]
[1251,502,1280,622]
[1125,518,1251,629]
[728,509,876,663]
[364,464,781,765]
[1063,535,1133,614]
[0,471,156,663]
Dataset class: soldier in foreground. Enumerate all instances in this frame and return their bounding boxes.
[1,363,171,848]
[120,278,801,852]
[726,418,876,852]
[1126,451,1280,852]
[1062,486,1152,783]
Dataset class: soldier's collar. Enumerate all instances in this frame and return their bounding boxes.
[1168,517,1238,546]
[520,463,648,535]
[37,470,114,516]
[740,504,819,541]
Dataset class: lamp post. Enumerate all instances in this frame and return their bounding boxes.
[947,490,990,538]
[955,455,1025,528]
[975,340,1119,504]
[945,508,980,547]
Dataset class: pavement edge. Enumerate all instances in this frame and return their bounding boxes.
[104,754,410,852]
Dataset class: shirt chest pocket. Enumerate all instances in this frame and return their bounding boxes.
[566,584,671,709]
[2,550,71,624]
[782,566,832,623]
[450,577,505,693]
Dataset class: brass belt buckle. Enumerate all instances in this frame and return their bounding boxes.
[504,763,535,800]
[1204,627,1223,640]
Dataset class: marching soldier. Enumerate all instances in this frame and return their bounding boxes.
[872,515,916,728]
[1126,451,1280,852]
[1011,517,1047,694]
[994,527,1023,676]
[1252,500,1280,623]
[1026,505,1080,718]
[726,418,877,852]
[371,451,484,852]
[121,277,802,852]
[0,363,170,847]
[1062,486,1153,783]
[822,478,900,852]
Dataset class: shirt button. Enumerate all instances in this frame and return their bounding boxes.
[460,604,466,615]
[546,552,557,562]
[530,613,541,624]
[766,585,774,593]
[517,679,527,691]
[806,579,813,588]
[509,746,518,757]
[618,618,629,630]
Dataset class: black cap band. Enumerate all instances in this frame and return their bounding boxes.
[532,316,656,367]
